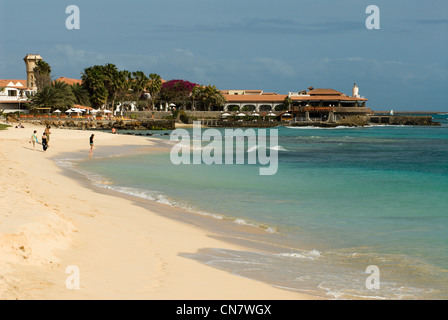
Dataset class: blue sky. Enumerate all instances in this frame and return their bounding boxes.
[0,0,447,110]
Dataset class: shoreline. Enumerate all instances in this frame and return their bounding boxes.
[0,123,320,300]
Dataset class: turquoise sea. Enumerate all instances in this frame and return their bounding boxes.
[67,114,448,299]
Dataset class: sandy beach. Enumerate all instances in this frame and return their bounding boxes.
[0,122,318,300]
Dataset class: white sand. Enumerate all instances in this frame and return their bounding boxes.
[0,122,319,300]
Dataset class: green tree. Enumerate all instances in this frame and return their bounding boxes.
[147,73,162,109]
[131,71,149,98]
[31,81,75,111]
[103,63,120,110]
[51,81,76,109]
[115,70,133,112]
[70,83,91,106]
[81,65,108,108]
[197,85,226,111]
[190,85,200,111]
[33,60,52,91]
[283,96,293,111]
[30,86,53,109]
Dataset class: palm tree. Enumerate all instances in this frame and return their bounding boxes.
[51,81,76,110]
[31,81,75,111]
[191,85,200,111]
[115,70,133,112]
[283,96,293,111]
[131,71,149,98]
[148,73,162,110]
[31,86,54,110]
[33,60,52,91]
[70,83,91,106]
[82,65,108,108]
[197,85,226,111]
[103,63,120,110]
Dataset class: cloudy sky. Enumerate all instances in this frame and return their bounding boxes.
[0,0,447,110]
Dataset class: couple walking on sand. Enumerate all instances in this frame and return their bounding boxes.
[30,126,51,152]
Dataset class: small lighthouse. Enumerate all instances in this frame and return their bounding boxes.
[352,83,360,98]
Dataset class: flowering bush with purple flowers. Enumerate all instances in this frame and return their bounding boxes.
[159,79,199,107]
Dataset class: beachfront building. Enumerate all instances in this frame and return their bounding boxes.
[0,54,42,114]
[220,84,370,122]
[221,90,287,112]
[0,79,34,114]
[288,85,370,122]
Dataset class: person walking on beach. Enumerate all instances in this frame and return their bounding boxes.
[29,130,38,150]
[42,131,48,152]
[89,134,95,157]
[45,126,51,148]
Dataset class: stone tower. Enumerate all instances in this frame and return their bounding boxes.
[23,54,43,90]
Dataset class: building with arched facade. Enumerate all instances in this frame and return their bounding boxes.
[219,85,369,122]
[288,87,369,122]
[221,90,287,112]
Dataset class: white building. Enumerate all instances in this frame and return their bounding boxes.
[0,79,35,113]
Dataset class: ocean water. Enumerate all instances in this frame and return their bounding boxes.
[69,114,448,299]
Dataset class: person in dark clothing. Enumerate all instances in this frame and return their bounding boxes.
[89,134,94,157]
[42,132,48,152]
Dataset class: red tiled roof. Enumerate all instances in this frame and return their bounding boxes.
[74,104,93,110]
[56,77,82,85]
[291,95,367,101]
[308,88,344,96]
[0,79,27,87]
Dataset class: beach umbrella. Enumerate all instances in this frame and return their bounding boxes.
[267,112,276,117]
[283,112,291,116]
[65,109,73,114]
[237,113,246,117]
[252,113,260,117]
[221,113,231,117]
[53,109,62,113]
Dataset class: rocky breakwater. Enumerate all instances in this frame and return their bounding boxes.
[369,115,441,126]
[389,115,440,126]
[21,118,175,131]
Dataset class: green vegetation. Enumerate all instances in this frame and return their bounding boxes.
[33,60,52,91]
[26,59,226,113]
[31,81,76,111]
[81,64,159,110]
[0,124,11,130]
[195,85,226,111]
[147,73,162,109]
[70,83,91,106]
[283,96,293,111]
